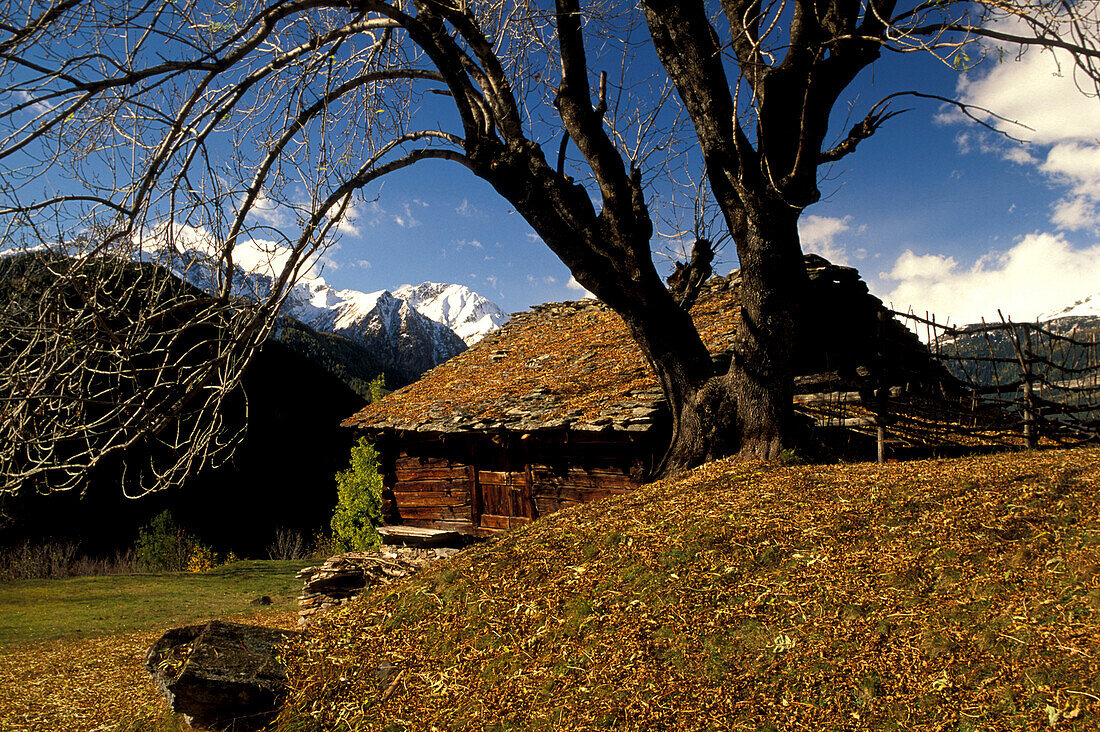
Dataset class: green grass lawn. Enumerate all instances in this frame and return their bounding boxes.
[0,560,312,647]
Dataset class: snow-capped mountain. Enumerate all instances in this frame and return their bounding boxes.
[4,235,507,383]
[394,281,510,345]
[1039,292,1100,324]
[285,284,466,383]
[140,245,467,385]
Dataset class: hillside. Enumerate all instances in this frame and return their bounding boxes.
[280,448,1100,730]
[936,314,1100,387]
[0,252,365,556]
[275,315,402,397]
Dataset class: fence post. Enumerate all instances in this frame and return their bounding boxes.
[874,310,889,464]
[1000,310,1037,449]
[1021,324,1038,449]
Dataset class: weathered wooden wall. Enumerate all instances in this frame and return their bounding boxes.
[370,430,651,534]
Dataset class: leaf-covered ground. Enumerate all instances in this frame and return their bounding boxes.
[283,449,1100,731]
[0,608,301,732]
[0,561,307,731]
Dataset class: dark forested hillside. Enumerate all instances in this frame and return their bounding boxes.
[936,316,1100,386]
[275,316,404,399]
[0,252,366,556]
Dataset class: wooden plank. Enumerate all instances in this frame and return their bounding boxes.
[565,469,637,489]
[393,489,469,501]
[532,486,627,503]
[479,513,509,530]
[394,456,469,470]
[534,497,561,515]
[479,513,533,530]
[469,463,481,528]
[476,470,513,484]
[398,502,465,516]
[393,479,469,493]
[523,462,535,520]
[398,505,445,520]
[401,518,475,531]
[377,525,464,547]
[395,493,469,508]
[394,466,471,481]
[433,520,477,533]
[531,470,637,492]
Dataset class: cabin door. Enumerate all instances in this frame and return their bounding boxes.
[476,468,535,531]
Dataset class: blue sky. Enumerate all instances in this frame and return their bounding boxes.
[306,39,1100,326]
[6,7,1098,327]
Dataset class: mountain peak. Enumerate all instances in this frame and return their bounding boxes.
[1038,291,1100,322]
[394,281,509,345]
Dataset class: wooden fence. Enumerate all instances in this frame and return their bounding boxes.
[886,309,1100,458]
[791,310,1100,462]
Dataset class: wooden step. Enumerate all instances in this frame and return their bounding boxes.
[377,525,465,547]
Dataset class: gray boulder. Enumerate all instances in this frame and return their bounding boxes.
[146,620,299,730]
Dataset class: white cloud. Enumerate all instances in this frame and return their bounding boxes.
[455,198,477,217]
[958,50,1100,146]
[956,37,1100,230]
[335,201,362,237]
[139,222,327,282]
[566,275,596,299]
[364,200,386,227]
[354,259,372,269]
[248,189,290,228]
[13,89,57,116]
[799,214,857,265]
[1050,197,1099,231]
[879,233,1100,325]
[1040,143,1100,196]
[454,238,483,250]
[394,202,421,228]
[1002,146,1039,166]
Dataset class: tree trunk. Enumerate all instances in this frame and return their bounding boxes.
[726,203,807,460]
[465,77,807,478]
[647,204,805,474]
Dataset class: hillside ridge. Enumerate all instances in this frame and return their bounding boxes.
[281,448,1100,730]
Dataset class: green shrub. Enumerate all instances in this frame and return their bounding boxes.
[134,510,214,571]
[368,374,387,403]
[331,438,384,552]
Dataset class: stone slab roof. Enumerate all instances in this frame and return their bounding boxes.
[341,255,936,437]
[342,275,741,435]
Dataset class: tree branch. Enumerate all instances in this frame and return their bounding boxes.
[665,237,714,310]
[818,101,906,164]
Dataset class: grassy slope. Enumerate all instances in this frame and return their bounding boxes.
[0,561,310,732]
[284,449,1100,731]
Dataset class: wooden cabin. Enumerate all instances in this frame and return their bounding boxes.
[342,256,950,535]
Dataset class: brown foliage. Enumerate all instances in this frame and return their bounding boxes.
[283,448,1100,730]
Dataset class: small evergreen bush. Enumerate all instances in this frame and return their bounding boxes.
[368,374,387,403]
[331,437,384,552]
[134,510,216,571]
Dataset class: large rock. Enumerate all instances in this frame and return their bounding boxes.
[146,620,299,730]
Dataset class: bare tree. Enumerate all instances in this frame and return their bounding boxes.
[638,0,1100,467]
[1,0,1098,495]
